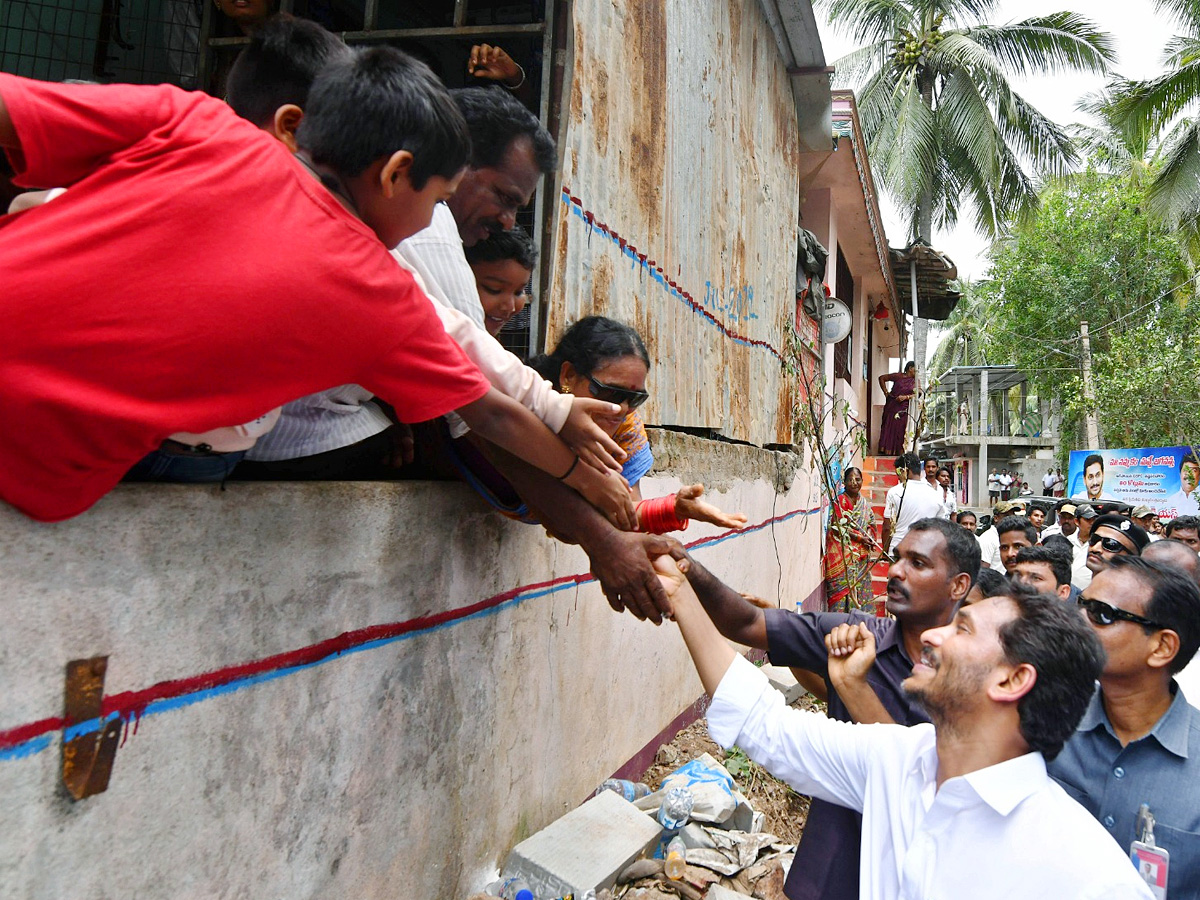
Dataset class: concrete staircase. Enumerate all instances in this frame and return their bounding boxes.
[861,456,897,616]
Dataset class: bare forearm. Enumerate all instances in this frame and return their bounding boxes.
[671,580,737,696]
[684,558,768,649]
[457,388,574,479]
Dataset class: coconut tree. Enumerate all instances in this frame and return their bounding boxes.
[826,0,1116,377]
[1107,1,1200,243]
[927,280,993,377]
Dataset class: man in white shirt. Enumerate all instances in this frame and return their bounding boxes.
[652,558,1154,900]
[882,453,944,556]
[975,498,1026,569]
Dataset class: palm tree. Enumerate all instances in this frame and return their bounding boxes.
[826,0,1116,376]
[1108,1,1200,240]
[927,280,993,377]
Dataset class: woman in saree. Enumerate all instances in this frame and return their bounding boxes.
[878,361,918,456]
[824,467,877,611]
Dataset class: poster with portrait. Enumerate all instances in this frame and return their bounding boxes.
[1068,447,1200,518]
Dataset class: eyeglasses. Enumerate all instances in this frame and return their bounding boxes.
[1089,534,1132,555]
[587,375,649,410]
[1077,596,1166,631]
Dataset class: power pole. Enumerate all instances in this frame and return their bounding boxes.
[1079,320,1101,449]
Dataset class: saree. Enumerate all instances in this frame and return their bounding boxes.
[879,374,915,456]
[824,492,876,611]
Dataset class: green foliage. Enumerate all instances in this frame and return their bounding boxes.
[825,0,1115,241]
[980,169,1196,447]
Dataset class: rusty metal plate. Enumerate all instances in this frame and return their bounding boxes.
[62,656,120,800]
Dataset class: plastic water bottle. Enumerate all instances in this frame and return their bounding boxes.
[498,877,535,900]
[596,778,651,802]
[664,835,687,880]
[657,786,694,830]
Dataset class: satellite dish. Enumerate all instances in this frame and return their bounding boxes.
[819,297,853,343]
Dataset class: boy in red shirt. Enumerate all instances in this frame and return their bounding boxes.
[0,48,632,524]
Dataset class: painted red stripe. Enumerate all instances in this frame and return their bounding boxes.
[560,187,783,361]
[0,508,811,751]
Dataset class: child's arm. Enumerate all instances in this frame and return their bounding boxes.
[651,554,737,695]
[456,387,637,531]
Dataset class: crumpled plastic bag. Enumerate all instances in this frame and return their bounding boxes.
[634,753,737,824]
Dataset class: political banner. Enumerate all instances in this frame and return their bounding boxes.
[1068,447,1200,518]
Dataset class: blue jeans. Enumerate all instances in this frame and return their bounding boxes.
[124,448,246,483]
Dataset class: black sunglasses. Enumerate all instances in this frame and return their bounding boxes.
[1077,596,1166,631]
[588,376,649,410]
[1089,534,1132,554]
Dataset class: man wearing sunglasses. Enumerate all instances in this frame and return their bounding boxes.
[1086,514,1150,577]
[1050,556,1200,893]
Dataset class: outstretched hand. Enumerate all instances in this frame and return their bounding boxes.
[467,43,523,87]
[674,483,748,530]
[588,531,688,624]
[559,396,626,473]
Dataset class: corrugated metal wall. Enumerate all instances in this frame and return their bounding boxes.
[546,0,801,446]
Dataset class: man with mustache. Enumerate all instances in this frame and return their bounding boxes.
[671,517,977,900]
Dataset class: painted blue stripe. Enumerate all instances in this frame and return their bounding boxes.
[560,197,777,352]
[0,506,819,761]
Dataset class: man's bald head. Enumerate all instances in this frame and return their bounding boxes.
[1142,539,1200,588]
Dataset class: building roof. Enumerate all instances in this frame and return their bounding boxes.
[890,241,961,321]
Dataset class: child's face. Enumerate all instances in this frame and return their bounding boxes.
[470,259,532,335]
[370,167,463,250]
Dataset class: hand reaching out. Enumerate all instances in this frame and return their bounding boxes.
[674,483,748,529]
[467,44,523,87]
[559,396,626,473]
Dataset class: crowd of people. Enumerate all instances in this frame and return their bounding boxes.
[654,449,1200,899]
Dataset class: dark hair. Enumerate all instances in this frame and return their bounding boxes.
[908,518,982,583]
[1180,452,1200,473]
[1142,539,1200,588]
[895,452,921,474]
[995,584,1106,760]
[1166,515,1200,536]
[996,516,1037,545]
[1014,545,1070,587]
[1084,453,1104,472]
[956,510,977,525]
[225,14,351,127]
[937,466,952,478]
[530,316,649,382]
[463,224,538,270]
[452,86,556,173]
[843,466,863,480]
[973,567,1009,598]
[297,46,470,184]
[1107,556,1200,673]
[903,360,916,371]
[1041,534,1074,560]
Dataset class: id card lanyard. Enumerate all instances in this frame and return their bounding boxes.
[1131,803,1170,899]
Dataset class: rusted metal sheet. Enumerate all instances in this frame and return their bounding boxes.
[547,0,802,446]
[62,656,121,800]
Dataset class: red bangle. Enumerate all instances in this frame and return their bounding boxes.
[636,493,689,533]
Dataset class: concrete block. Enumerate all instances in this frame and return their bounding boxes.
[503,790,663,898]
[704,885,746,900]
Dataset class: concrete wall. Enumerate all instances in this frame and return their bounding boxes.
[0,433,821,899]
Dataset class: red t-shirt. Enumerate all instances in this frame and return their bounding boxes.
[0,75,491,521]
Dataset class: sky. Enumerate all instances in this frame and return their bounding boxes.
[816,1,1181,281]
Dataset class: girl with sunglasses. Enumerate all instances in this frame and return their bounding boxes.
[532,316,746,533]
